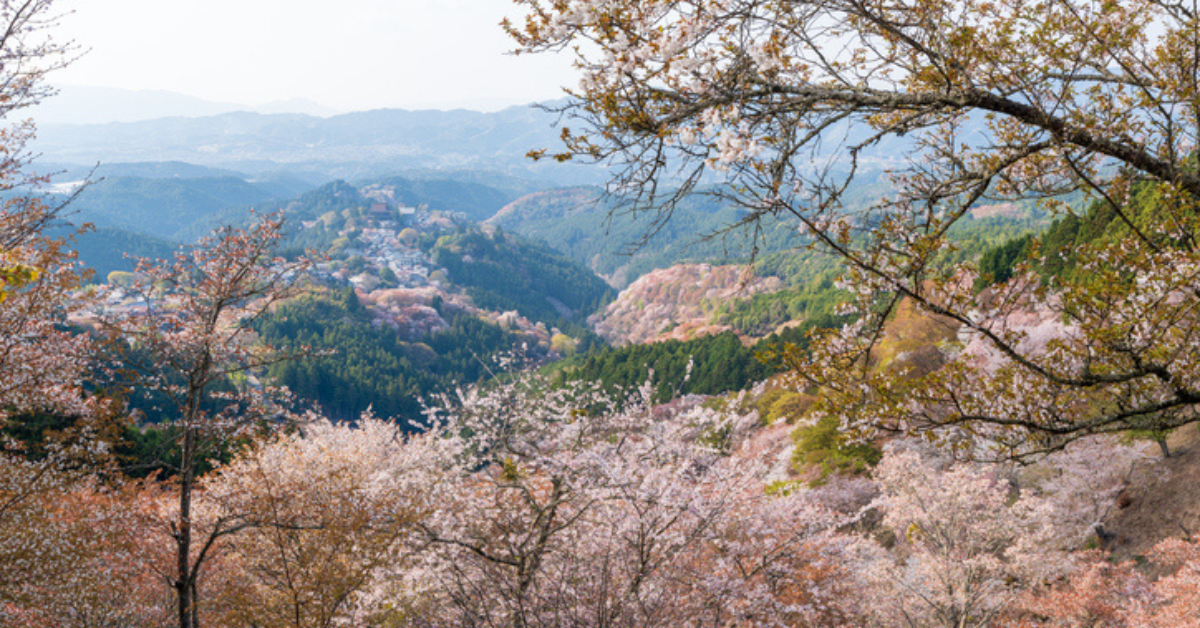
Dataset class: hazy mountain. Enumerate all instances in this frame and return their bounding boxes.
[64,176,296,241]
[48,224,177,280]
[43,161,249,181]
[31,103,599,185]
[29,85,339,125]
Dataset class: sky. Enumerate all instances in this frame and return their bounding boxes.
[51,0,577,112]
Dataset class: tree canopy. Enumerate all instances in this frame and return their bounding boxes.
[510,0,1200,456]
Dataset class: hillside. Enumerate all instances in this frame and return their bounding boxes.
[432,228,613,331]
[62,226,177,279]
[256,288,540,425]
[490,187,796,287]
[589,263,782,345]
[63,175,297,241]
[363,175,519,223]
[239,182,612,422]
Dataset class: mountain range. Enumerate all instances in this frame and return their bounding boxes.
[30,85,341,125]
[32,99,598,185]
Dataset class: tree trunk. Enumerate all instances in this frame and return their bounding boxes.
[1157,436,1171,459]
[176,424,197,628]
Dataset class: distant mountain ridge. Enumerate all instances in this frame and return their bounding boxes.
[489,186,804,287]
[30,85,340,125]
[32,103,598,185]
[63,175,305,241]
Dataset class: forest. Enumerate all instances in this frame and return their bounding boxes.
[6,0,1200,627]
[255,287,537,424]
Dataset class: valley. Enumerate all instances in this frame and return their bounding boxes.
[6,5,1200,620]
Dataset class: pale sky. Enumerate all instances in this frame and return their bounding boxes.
[52,0,577,112]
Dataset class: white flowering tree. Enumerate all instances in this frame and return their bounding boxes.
[404,376,864,628]
[0,0,124,619]
[509,0,1200,455]
[857,437,1145,628]
[0,0,94,428]
[202,415,432,628]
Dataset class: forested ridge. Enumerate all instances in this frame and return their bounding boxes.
[431,228,614,334]
[256,288,538,424]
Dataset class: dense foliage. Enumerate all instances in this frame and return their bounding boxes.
[565,322,829,404]
[431,227,613,333]
[568,332,771,403]
[511,0,1200,453]
[977,184,1172,290]
[256,288,538,424]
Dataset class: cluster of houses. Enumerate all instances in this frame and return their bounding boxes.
[304,201,445,292]
[88,192,562,357]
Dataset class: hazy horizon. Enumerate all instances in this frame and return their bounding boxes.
[51,0,573,114]
[31,83,556,126]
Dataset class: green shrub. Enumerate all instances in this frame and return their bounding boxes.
[791,415,882,483]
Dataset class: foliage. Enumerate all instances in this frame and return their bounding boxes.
[0,0,94,424]
[1,476,172,628]
[561,313,840,407]
[203,416,423,628]
[0,3,139,619]
[857,437,1145,628]
[976,233,1034,290]
[568,331,775,404]
[405,374,865,628]
[431,226,613,332]
[0,238,93,422]
[791,414,881,482]
[713,252,846,336]
[256,287,539,424]
[509,0,1200,454]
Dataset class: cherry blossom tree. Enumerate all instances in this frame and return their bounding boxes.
[1130,535,1200,628]
[98,215,314,628]
[0,0,93,426]
[857,437,1144,628]
[859,445,1026,628]
[0,1,126,619]
[0,453,86,621]
[0,237,95,424]
[999,555,1149,628]
[203,415,427,628]
[406,376,863,628]
[996,533,1200,627]
[1010,436,1148,557]
[3,481,173,628]
[508,0,1200,455]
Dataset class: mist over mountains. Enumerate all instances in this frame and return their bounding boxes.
[30,85,951,189]
[25,87,936,292]
[32,94,599,184]
[30,85,342,124]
